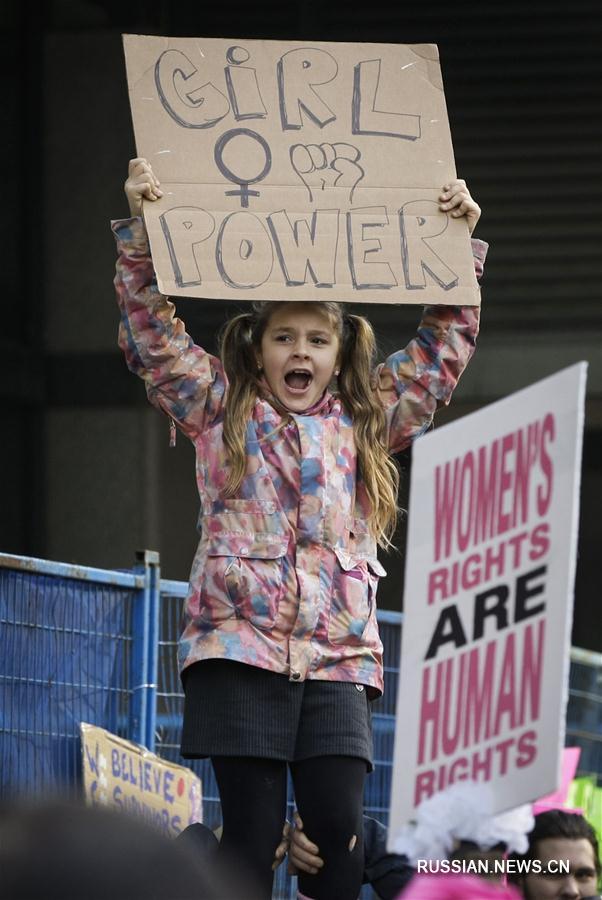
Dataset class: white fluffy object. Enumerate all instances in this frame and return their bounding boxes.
[390,782,534,865]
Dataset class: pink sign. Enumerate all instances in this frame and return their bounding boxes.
[389,364,587,842]
[532,747,582,815]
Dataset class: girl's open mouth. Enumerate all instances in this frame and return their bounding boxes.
[284,370,313,392]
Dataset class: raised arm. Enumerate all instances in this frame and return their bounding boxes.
[113,159,227,442]
[375,180,488,454]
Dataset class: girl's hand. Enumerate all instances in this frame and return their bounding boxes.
[439,179,481,235]
[124,157,163,218]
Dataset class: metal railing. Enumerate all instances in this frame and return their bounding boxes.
[0,550,159,797]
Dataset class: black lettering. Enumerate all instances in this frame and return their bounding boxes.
[425,604,468,660]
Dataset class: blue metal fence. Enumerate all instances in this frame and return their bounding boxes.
[565,647,602,776]
[0,551,168,797]
[2,549,602,897]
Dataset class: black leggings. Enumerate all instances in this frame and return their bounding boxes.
[211,755,367,900]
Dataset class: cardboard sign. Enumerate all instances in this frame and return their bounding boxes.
[388,363,587,843]
[80,723,202,837]
[123,35,479,305]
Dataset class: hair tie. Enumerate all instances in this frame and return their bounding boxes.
[344,313,357,333]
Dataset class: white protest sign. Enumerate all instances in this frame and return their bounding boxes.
[122,35,479,305]
[388,363,587,844]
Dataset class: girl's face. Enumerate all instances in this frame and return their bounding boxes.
[258,303,340,412]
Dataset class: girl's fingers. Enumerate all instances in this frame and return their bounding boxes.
[125,159,163,215]
[447,196,469,212]
[439,183,479,219]
[451,197,480,218]
[128,158,161,188]
[440,189,470,208]
[139,178,163,197]
[135,167,161,189]
[437,180,481,233]
[451,200,477,218]
[128,157,147,175]
[141,183,162,201]
[440,178,466,196]
[439,179,468,203]
[127,176,163,201]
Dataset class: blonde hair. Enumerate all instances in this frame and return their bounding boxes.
[219,302,399,548]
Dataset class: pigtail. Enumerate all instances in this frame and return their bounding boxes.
[219,313,261,495]
[339,314,400,548]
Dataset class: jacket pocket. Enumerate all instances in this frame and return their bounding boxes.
[205,535,288,632]
[328,549,386,646]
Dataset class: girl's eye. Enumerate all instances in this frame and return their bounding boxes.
[311,337,328,345]
[275,334,292,342]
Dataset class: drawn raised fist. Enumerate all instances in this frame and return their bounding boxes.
[290,142,364,202]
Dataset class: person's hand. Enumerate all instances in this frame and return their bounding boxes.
[438,179,481,235]
[287,812,324,876]
[272,820,291,871]
[124,157,163,218]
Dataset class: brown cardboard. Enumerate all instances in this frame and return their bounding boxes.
[123,35,479,305]
[80,722,203,838]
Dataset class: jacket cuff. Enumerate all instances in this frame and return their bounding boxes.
[111,217,150,257]
[470,237,488,280]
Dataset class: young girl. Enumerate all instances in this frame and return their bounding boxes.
[113,158,487,900]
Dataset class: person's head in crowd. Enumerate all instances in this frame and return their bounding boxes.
[509,809,601,900]
[0,798,252,900]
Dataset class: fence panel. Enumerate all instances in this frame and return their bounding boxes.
[566,648,602,777]
[0,553,144,799]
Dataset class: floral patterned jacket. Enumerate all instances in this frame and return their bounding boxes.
[113,217,487,696]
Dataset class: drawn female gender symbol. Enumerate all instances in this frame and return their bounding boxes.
[213,128,272,208]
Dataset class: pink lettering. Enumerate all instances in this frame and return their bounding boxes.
[442,654,467,756]
[417,664,443,764]
[519,619,545,725]
[474,441,499,544]
[497,433,514,535]
[463,641,495,746]
[529,523,550,561]
[517,729,537,767]
[427,566,449,605]
[414,770,435,806]
[434,459,460,561]
[471,745,493,781]
[457,451,475,552]
[493,632,517,733]
[537,414,555,515]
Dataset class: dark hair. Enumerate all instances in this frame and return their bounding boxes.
[509,809,601,881]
